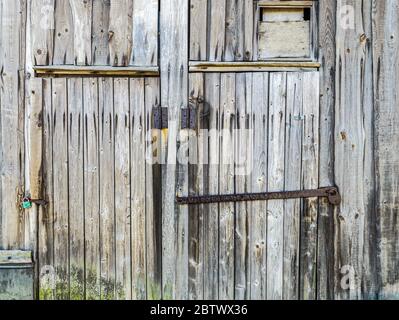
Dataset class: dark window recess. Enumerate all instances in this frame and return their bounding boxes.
[304,8,311,21]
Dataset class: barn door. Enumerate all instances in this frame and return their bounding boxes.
[186,0,322,300]
[27,0,328,301]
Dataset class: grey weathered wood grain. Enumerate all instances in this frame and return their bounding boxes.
[52,78,69,299]
[92,0,110,65]
[203,73,221,300]
[113,78,131,299]
[208,0,226,61]
[334,0,373,300]
[317,0,337,300]
[300,72,319,300]
[98,77,116,300]
[83,78,101,299]
[31,0,55,65]
[243,0,254,61]
[130,78,146,300]
[69,0,92,65]
[372,0,399,299]
[188,73,205,300]
[67,78,84,300]
[109,0,133,66]
[5,0,399,303]
[131,0,158,66]
[53,0,74,64]
[250,72,268,300]
[24,77,42,298]
[39,78,55,300]
[160,0,189,300]
[189,0,207,60]
[225,0,244,61]
[219,73,235,300]
[283,73,302,300]
[234,73,252,300]
[144,77,162,300]
[0,0,25,250]
[267,72,286,300]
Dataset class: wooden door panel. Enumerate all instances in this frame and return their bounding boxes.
[188,71,320,299]
[38,77,161,300]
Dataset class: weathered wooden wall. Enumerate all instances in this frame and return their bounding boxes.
[0,0,399,300]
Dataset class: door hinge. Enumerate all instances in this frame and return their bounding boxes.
[181,107,197,130]
[153,107,197,130]
[176,187,341,206]
[153,106,168,129]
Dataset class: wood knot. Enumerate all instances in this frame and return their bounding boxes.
[360,34,367,43]
[108,31,115,41]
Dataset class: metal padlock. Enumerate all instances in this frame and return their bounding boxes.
[22,198,32,210]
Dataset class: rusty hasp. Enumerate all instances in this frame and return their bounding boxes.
[176,187,341,206]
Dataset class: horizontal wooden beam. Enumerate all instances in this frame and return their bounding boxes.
[189,61,320,73]
[258,1,314,8]
[0,250,33,265]
[34,65,160,78]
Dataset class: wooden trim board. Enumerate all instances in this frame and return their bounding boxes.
[34,65,160,78]
[189,61,320,73]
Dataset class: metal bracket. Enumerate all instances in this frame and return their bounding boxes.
[153,106,168,129]
[176,187,341,206]
[181,107,197,130]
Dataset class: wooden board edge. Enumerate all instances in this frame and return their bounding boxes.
[34,66,160,78]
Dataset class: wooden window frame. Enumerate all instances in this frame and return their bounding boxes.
[257,0,318,62]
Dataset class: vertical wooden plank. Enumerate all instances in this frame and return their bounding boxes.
[283,73,302,300]
[83,78,101,299]
[267,72,286,300]
[0,0,25,250]
[160,0,189,300]
[131,0,158,66]
[39,79,55,300]
[25,78,43,298]
[114,78,131,299]
[67,78,84,300]
[208,0,226,61]
[53,0,74,64]
[317,0,337,300]
[98,77,116,300]
[52,78,69,299]
[145,77,162,300]
[300,72,319,300]
[69,0,93,65]
[250,72,268,300]
[109,0,133,66]
[24,0,38,287]
[189,0,207,60]
[31,0,55,65]
[130,78,146,300]
[92,0,110,65]
[145,78,165,300]
[234,73,252,300]
[188,73,204,300]
[219,73,235,300]
[203,73,220,300]
[335,0,373,300]
[225,0,244,61]
[243,0,254,61]
[372,0,399,299]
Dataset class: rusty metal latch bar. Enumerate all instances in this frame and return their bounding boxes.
[176,187,341,206]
